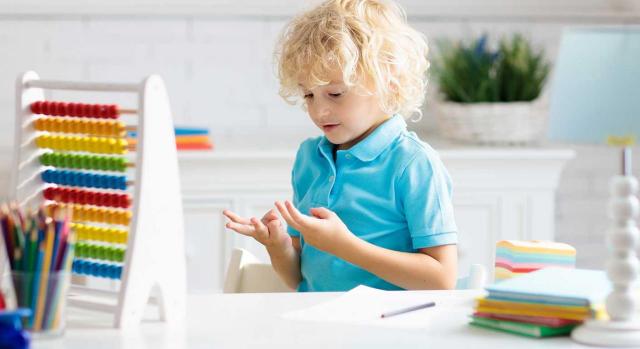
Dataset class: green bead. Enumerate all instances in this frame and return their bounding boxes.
[109,158,118,171]
[77,243,86,257]
[66,155,74,169]
[104,246,111,260]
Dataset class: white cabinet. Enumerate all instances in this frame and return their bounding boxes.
[0,146,574,292]
[178,147,575,292]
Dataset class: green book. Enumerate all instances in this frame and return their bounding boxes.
[470,316,577,338]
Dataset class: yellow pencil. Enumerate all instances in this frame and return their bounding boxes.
[33,215,55,330]
[51,229,76,329]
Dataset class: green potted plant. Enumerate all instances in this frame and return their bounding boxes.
[431,34,551,144]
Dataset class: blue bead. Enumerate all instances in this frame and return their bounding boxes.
[98,174,107,189]
[41,170,50,183]
[62,170,71,186]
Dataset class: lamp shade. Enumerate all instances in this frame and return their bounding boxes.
[548,27,640,144]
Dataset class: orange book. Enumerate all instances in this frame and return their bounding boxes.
[176,143,213,150]
[174,135,210,144]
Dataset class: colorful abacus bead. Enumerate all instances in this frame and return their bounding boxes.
[58,204,132,226]
[76,242,126,263]
[33,117,126,137]
[72,260,123,279]
[69,223,129,244]
[44,187,131,208]
[36,134,128,155]
[31,101,120,119]
[42,169,127,190]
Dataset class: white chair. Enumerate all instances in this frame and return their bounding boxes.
[223,248,487,293]
[223,248,294,293]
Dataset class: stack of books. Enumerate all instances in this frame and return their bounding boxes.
[494,240,576,281]
[128,127,213,151]
[470,268,610,338]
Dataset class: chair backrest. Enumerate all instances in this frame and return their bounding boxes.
[223,248,293,293]
[223,248,487,293]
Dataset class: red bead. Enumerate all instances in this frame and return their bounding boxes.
[66,188,75,203]
[108,105,118,119]
[50,102,59,116]
[92,104,101,119]
[55,102,65,116]
[31,101,42,114]
[60,188,68,201]
[58,102,68,116]
[97,105,107,118]
[82,104,92,118]
[41,101,51,115]
[68,103,79,117]
[43,187,54,200]
[75,189,85,205]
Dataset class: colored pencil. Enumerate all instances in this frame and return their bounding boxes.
[48,230,76,329]
[0,202,75,331]
[33,216,55,330]
[29,241,44,328]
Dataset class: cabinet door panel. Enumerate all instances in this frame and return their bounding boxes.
[183,199,233,293]
[453,194,500,281]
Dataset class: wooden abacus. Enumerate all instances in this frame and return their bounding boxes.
[9,71,187,328]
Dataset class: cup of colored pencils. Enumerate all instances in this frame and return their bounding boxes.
[0,203,76,337]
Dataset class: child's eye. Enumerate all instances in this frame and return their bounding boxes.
[329,92,343,98]
[304,93,313,99]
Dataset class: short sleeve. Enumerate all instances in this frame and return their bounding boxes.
[397,151,458,249]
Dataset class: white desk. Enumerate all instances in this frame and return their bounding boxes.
[33,290,597,349]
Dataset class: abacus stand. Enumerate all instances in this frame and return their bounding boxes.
[571,147,640,347]
[11,71,187,328]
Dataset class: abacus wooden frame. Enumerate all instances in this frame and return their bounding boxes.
[10,71,187,329]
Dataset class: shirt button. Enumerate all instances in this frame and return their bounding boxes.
[345,154,352,159]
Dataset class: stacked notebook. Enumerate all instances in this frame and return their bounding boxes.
[470,268,610,338]
[128,126,213,151]
[494,240,576,281]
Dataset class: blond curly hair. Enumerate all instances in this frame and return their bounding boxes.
[275,0,429,119]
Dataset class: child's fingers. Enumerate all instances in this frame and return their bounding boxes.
[223,210,251,225]
[225,221,256,237]
[285,200,310,227]
[267,219,282,232]
[260,209,278,226]
[250,217,269,241]
[275,201,298,230]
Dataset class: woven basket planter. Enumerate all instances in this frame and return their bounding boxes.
[433,100,547,145]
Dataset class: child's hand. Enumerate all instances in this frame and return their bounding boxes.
[275,200,354,255]
[223,209,292,251]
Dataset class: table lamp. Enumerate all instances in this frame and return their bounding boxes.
[548,27,640,347]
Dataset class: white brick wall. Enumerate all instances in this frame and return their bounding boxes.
[0,4,638,269]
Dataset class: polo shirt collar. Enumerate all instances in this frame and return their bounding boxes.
[318,114,406,162]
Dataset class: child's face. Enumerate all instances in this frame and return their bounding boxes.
[300,78,389,151]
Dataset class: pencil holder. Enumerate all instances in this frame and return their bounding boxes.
[11,271,71,337]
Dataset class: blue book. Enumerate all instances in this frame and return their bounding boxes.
[174,127,209,136]
[485,268,611,307]
[128,127,209,138]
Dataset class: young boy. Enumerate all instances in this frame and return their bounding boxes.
[223,0,458,291]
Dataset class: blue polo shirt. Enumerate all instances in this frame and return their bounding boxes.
[287,114,458,291]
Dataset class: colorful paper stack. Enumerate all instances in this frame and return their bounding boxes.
[0,203,76,331]
[470,268,610,338]
[128,126,213,151]
[494,240,576,281]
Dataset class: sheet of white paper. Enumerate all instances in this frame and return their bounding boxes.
[281,285,464,328]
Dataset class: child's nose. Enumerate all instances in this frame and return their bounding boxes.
[311,100,331,119]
